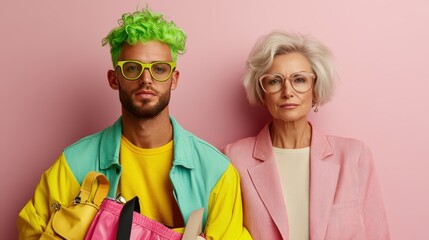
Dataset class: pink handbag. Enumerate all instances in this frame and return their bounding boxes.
[85,196,205,240]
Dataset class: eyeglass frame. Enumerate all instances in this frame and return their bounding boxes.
[258,71,316,94]
[115,60,177,82]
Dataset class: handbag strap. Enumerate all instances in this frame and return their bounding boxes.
[116,196,140,240]
[79,171,110,206]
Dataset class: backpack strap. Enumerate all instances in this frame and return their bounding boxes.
[78,171,110,205]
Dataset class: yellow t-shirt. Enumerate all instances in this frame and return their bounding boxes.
[118,136,184,229]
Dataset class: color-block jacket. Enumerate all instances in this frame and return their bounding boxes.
[17,117,251,240]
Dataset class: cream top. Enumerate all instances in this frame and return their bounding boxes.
[273,146,310,240]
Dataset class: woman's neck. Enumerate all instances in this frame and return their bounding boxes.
[270,119,312,149]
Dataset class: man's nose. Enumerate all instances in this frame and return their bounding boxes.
[139,68,153,84]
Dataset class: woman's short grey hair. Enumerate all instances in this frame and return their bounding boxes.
[243,31,336,107]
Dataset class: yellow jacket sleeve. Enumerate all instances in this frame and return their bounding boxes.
[17,153,80,240]
[205,164,252,240]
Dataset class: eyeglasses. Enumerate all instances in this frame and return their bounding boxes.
[259,71,316,94]
[116,60,176,82]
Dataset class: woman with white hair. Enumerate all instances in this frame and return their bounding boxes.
[223,31,390,240]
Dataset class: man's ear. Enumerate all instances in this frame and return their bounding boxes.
[170,70,179,90]
[107,70,119,90]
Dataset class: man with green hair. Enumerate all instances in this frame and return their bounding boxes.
[17,8,251,239]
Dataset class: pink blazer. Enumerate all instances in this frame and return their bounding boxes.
[223,123,390,240]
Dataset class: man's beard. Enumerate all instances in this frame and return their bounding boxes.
[119,85,171,120]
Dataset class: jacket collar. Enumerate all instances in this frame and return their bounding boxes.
[308,124,339,239]
[251,122,339,239]
[170,117,196,169]
[98,116,196,170]
[251,123,289,238]
[99,117,122,170]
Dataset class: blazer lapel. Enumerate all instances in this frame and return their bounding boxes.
[249,124,289,239]
[309,126,340,239]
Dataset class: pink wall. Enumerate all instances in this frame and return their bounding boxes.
[1,0,428,239]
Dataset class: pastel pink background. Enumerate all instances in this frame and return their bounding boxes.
[1,0,428,239]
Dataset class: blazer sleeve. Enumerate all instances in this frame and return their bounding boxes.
[16,153,80,240]
[358,144,390,239]
[204,164,252,240]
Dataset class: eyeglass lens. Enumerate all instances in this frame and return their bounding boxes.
[260,72,313,93]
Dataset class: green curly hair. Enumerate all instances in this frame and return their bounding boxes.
[102,7,187,67]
